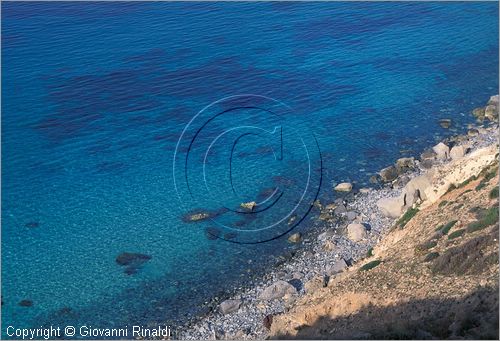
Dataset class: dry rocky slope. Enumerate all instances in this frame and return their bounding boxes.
[270,149,499,339]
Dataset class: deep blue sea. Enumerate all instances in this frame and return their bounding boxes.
[2,1,498,338]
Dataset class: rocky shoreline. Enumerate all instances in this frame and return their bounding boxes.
[174,95,499,340]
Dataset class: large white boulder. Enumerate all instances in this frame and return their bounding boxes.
[377,197,404,218]
[259,280,297,301]
[346,223,367,242]
[379,165,398,182]
[326,258,348,276]
[432,142,450,160]
[402,174,432,207]
[220,299,241,314]
[450,145,466,160]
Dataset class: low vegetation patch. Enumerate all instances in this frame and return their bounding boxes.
[448,229,465,240]
[438,220,457,235]
[483,167,498,182]
[397,207,419,228]
[466,206,499,233]
[445,183,457,194]
[489,187,499,199]
[366,247,374,257]
[473,166,498,191]
[432,234,497,275]
[458,175,477,188]
[438,200,448,208]
[416,240,437,253]
[424,252,440,262]
[360,260,382,271]
[460,189,473,197]
[475,180,488,191]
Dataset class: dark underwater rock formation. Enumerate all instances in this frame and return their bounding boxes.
[115,252,152,275]
[19,299,33,307]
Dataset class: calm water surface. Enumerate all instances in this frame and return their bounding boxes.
[2,1,498,336]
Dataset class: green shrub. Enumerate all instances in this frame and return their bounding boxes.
[360,260,382,271]
[475,181,487,191]
[366,247,374,257]
[397,207,419,228]
[458,175,477,188]
[448,229,465,240]
[440,220,458,235]
[417,240,437,252]
[424,252,440,262]
[446,184,457,194]
[466,206,499,233]
[489,187,499,199]
[438,200,448,208]
[483,168,497,182]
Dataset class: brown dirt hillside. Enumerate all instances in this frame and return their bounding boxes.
[270,162,499,340]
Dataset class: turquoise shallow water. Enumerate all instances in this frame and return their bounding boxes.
[1,1,498,337]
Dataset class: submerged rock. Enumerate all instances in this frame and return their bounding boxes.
[224,232,237,240]
[19,299,33,307]
[115,252,152,266]
[219,299,241,315]
[124,267,138,276]
[259,280,297,301]
[183,212,210,222]
[205,227,221,240]
[439,118,452,129]
[313,199,323,211]
[181,208,228,223]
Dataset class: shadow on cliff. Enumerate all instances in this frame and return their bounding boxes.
[272,286,499,340]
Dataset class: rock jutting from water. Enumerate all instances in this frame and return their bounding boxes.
[240,201,257,211]
[334,182,353,192]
